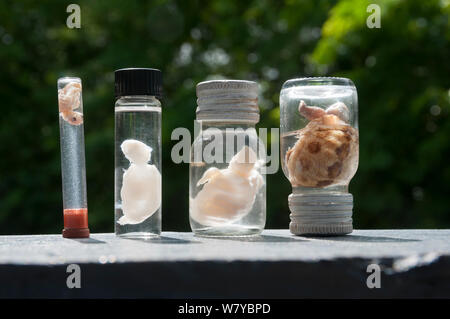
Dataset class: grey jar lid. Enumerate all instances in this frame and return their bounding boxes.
[196,80,260,123]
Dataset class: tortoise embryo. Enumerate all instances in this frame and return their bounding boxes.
[286,100,359,188]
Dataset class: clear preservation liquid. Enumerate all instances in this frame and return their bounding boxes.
[280,79,359,194]
[189,123,266,237]
[114,97,162,238]
[59,114,87,209]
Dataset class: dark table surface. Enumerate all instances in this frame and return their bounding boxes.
[1,229,449,298]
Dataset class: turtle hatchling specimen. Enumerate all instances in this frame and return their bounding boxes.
[58,81,83,125]
[285,100,359,188]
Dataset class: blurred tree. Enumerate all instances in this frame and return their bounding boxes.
[0,0,448,234]
[311,0,450,228]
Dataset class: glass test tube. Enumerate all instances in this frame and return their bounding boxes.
[57,77,90,238]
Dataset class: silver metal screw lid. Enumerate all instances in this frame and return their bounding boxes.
[288,193,354,236]
[196,80,260,123]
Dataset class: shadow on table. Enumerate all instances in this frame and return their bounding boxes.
[211,235,306,243]
[124,236,200,245]
[69,238,106,244]
[310,235,420,243]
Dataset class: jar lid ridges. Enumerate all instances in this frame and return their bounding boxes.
[196,80,259,123]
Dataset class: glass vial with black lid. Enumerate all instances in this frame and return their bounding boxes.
[114,68,162,238]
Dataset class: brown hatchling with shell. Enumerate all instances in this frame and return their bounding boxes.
[286,100,359,188]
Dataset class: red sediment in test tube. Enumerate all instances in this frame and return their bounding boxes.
[63,208,89,238]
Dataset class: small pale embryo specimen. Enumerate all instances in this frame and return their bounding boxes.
[191,146,264,226]
[58,81,84,125]
[118,139,162,225]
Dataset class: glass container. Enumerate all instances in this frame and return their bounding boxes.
[57,77,89,238]
[190,80,266,237]
[114,68,162,238]
[280,77,359,235]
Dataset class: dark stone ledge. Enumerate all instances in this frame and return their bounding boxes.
[0,230,449,298]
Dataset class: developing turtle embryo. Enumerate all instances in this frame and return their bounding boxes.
[58,81,84,125]
[118,139,161,225]
[286,100,359,188]
[191,146,264,226]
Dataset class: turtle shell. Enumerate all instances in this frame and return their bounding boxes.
[286,115,359,188]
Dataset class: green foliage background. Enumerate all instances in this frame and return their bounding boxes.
[0,0,448,234]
